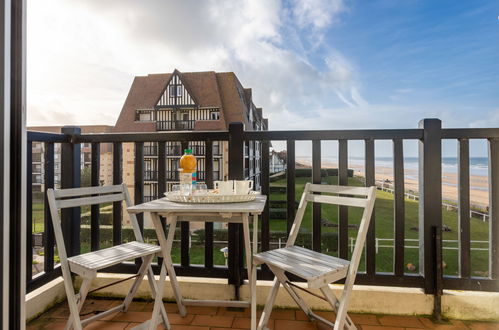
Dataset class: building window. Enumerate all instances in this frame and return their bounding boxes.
[210,111,220,120]
[169,85,182,98]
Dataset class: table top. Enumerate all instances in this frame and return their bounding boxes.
[128,195,267,215]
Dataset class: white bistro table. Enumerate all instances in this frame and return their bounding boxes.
[128,195,267,330]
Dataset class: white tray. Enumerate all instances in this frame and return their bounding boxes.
[164,191,259,204]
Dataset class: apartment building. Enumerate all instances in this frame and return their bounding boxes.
[114,69,267,202]
[28,125,114,191]
[269,149,286,174]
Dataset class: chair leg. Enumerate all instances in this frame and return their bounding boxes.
[65,275,94,330]
[331,274,357,330]
[123,255,154,311]
[257,278,280,330]
[145,264,170,328]
[320,286,356,330]
[268,266,313,318]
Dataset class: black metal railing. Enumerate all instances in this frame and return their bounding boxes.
[26,120,499,296]
[157,120,195,131]
[197,171,220,181]
[143,143,221,157]
[166,171,179,181]
[142,170,222,183]
[144,170,158,181]
[144,145,158,156]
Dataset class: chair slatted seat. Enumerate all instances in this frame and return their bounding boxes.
[47,183,170,330]
[252,183,376,330]
[68,241,161,273]
[254,246,350,289]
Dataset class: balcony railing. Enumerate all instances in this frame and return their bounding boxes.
[166,170,179,181]
[26,120,499,298]
[142,170,222,184]
[157,120,195,131]
[144,170,158,181]
[144,144,221,157]
[144,145,158,156]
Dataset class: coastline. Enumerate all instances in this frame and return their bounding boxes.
[295,157,489,208]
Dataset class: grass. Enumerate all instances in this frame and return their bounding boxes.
[31,176,490,277]
[268,176,490,276]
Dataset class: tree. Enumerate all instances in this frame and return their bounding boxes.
[81,166,91,187]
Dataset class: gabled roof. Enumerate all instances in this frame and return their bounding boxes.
[154,69,200,107]
[113,70,265,133]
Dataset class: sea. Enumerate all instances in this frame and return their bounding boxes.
[374,157,488,177]
[315,156,489,176]
[306,156,490,191]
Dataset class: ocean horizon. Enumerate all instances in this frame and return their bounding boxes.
[296,156,489,177]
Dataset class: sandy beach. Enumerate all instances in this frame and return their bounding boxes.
[296,157,489,208]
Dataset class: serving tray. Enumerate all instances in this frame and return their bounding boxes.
[164,190,259,203]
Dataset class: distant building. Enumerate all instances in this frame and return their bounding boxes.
[270,149,286,174]
[114,69,268,202]
[27,125,114,191]
[28,69,267,228]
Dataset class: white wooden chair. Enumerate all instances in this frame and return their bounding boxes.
[253,183,376,330]
[47,183,169,330]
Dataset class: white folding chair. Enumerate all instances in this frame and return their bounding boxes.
[253,183,376,330]
[47,183,169,330]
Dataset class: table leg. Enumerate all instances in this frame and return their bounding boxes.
[151,213,187,316]
[251,213,259,330]
[242,213,256,330]
[149,254,167,330]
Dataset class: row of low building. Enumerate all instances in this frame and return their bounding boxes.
[29,70,286,205]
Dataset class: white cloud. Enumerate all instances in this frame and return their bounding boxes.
[27,0,360,127]
[291,0,345,29]
[467,109,499,128]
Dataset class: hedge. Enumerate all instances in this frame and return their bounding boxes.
[194,229,338,252]
[80,226,180,244]
[294,168,353,177]
[269,168,354,185]
[270,186,286,194]
[81,212,113,226]
[80,227,338,252]
[269,200,299,209]
[269,209,286,219]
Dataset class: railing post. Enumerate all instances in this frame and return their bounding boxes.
[418,119,442,294]
[488,138,499,280]
[26,141,32,283]
[433,226,443,321]
[112,142,122,245]
[90,143,100,251]
[61,126,81,257]
[228,122,244,290]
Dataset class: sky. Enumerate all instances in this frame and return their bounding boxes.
[27,0,498,156]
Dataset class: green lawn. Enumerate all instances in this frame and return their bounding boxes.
[268,176,490,276]
[32,176,490,277]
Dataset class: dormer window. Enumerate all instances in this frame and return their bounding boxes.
[169,85,182,98]
[210,111,220,120]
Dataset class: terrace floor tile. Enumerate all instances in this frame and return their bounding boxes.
[26,299,497,330]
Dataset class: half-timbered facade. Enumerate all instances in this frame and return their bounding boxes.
[114,69,267,201]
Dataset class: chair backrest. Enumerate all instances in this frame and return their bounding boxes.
[46,183,144,266]
[286,183,376,266]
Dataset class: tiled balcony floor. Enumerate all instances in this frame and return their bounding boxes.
[27,299,499,330]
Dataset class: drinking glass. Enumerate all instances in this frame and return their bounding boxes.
[193,183,208,195]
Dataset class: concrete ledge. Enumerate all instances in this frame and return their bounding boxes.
[442,289,499,321]
[25,276,66,321]
[26,274,499,322]
[74,274,433,317]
